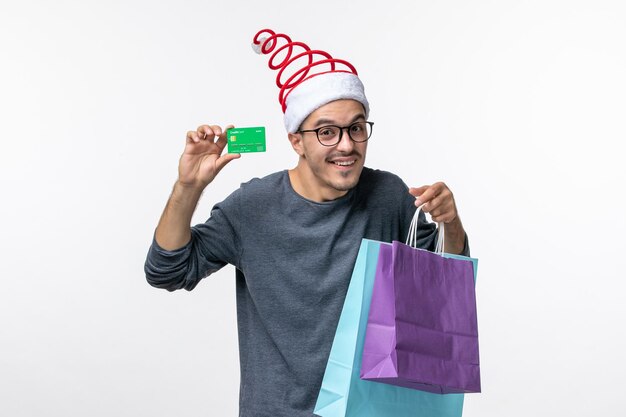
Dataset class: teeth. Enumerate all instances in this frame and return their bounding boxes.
[333,160,355,166]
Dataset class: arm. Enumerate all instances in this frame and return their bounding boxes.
[409,182,468,255]
[155,124,240,250]
[145,124,241,291]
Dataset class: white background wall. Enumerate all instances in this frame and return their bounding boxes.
[1,1,625,416]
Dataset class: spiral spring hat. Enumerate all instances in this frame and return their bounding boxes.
[252,29,369,133]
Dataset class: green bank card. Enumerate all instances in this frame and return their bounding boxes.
[227,127,266,153]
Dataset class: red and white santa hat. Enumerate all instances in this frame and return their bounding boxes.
[252,29,369,133]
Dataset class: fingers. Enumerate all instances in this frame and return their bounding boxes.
[428,195,456,223]
[186,130,201,144]
[213,124,239,175]
[215,124,234,149]
[410,183,446,207]
[409,186,429,202]
[410,182,457,223]
[186,124,230,144]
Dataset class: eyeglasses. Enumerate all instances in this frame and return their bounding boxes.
[297,121,374,147]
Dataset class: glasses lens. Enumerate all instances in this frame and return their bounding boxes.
[317,126,340,145]
[348,122,372,142]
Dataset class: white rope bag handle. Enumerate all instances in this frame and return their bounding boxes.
[406,205,445,256]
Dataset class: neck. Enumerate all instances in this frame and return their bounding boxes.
[288,162,348,203]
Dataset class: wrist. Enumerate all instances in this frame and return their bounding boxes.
[443,216,466,255]
[445,216,464,239]
[168,181,205,212]
[174,180,205,198]
[154,181,203,251]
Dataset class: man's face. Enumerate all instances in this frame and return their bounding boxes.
[289,99,368,201]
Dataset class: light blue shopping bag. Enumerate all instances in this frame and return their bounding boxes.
[314,239,465,417]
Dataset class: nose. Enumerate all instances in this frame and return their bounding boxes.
[335,127,355,152]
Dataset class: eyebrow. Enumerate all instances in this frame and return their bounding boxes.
[311,113,366,129]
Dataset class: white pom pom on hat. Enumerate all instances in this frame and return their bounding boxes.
[252,29,369,133]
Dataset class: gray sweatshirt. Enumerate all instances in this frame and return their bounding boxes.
[145,168,441,417]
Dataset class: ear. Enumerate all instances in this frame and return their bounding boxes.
[288,132,305,157]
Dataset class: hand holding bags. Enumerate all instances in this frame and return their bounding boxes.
[360,208,481,394]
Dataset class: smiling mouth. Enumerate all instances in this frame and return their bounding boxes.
[331,160,356,167]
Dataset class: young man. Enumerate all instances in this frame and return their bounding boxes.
[145,29,468,417]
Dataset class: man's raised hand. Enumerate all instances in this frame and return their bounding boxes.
[178,124,241,190]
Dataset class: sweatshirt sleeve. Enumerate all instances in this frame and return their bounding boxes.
[144,189,242,291]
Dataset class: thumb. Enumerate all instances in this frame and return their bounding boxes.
[214,152,241,175]
[409,185,431,207]
[409,185,429,197]
[219,124,235,142]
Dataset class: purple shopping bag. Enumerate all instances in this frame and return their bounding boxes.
[360,214,480,394]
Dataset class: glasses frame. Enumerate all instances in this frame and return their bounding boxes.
[297,121,374,147]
